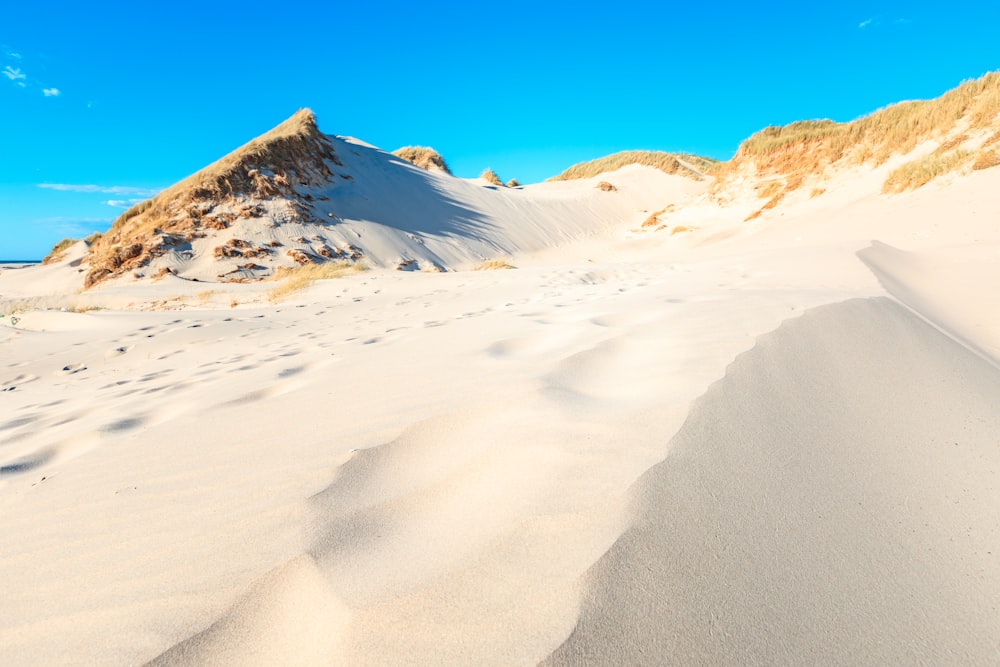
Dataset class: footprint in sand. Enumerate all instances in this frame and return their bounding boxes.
[2,373,39,391]
[106,345,132,358]
[0,449,55,476]
[100,416,147,434]
[0,415,39,431]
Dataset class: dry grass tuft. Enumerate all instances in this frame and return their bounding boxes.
[267,261,365,302]
[761,192,784,210]
[670,225,693,235]
[810,187,826,198]
[723,71,1000,194]
[152,267,176,281]
[757,180,783,199]
[480,168,504,186]
[505,178,521,188]
[550,150,719,181]
[972,149,1000,171]
[392,146,452,174]
[934,133,969,155]
[85,109,340,288]
[472,258,515,270]
[882,150,973,193]
[42,238,77,265]
[596,181,617,192]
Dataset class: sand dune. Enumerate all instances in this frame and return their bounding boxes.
[4,82,1000,664]
[544,297,1000,665]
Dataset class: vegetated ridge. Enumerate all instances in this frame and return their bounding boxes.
[49,71,1000,284]
[84,109,340,288]
[717,70,1000,213]
[480,168,504,186]
[392,146,452,175]
[551,151,721,182]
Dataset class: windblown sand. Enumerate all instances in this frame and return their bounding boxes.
[2,165,1000,665]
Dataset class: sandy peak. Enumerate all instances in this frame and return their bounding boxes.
[82,109,340,288]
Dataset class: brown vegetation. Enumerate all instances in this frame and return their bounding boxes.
[472,258,515,270]
[212,238,271,260]
[268,261,365,302]
[84,109,340,288]
[392,146,452,174]
[286,249,314,265]
[551,151,719,181]
[882,150,973,193]
[152,267,176,280]
[972,149,1000,171]
[42,238,77,264]
[596,181,617,191]
[480,168,504,186]
[719,71,1000,198]
[506,179,521,188]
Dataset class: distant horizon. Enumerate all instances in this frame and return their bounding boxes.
[3,1,999,259]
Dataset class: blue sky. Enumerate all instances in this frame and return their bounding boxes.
[2,1,998,260]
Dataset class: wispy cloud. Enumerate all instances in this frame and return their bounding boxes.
[3,65,26,81]
[2,48,62,97]
[859,16,912,30]
[103,198,148,208]
[38,183,162,197]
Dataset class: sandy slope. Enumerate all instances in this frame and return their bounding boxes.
[544,298,1000,665]
[2,159,1000,665]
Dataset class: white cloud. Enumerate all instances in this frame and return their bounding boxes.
[859,18,874,29]
[103,198,147,208]
[38,183,162,197]
[42,87,60,97]
[3,65,26,81]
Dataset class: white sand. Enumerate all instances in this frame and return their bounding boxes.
[2,156,999,665]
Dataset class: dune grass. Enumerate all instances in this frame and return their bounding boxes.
[392,146,452,174]
[86,109,339,288]
[550,151,720,181]
[42,238,77,265]
[472,258,515,270]
[735,71,1000,177]
[757,180,783,199]
[480,168,504,186]
[267,261,365,302]
[972,149,1000,171]
[882,150,973,193]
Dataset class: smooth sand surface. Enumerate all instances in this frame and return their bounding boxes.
[545,298,1000,665]
[2,162,1000,665]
